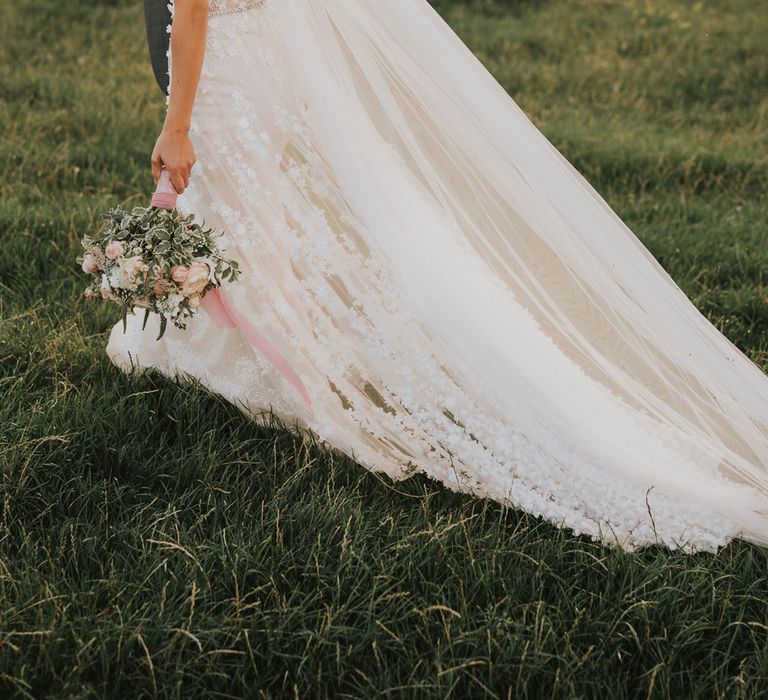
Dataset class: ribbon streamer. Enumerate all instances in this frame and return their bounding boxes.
[151,168,312,407]
[199,287,312,407]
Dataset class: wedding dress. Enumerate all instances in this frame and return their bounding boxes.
[107,0,768,554]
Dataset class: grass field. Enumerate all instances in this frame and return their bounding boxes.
[2,0,768,697]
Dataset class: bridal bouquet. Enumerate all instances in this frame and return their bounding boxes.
[78,170,241,339]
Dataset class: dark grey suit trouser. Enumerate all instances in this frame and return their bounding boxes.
[144,0,172,94]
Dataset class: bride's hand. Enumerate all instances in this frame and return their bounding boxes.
[151,127,197,194]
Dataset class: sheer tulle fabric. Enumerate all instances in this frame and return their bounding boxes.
[108,0,768,552]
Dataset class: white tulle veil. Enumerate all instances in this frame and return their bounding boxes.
[259,0,768,538]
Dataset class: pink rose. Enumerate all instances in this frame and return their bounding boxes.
[83,288,94,299]
[171,265,189,283]
[105,241,125,260]
[188,294,201,308]
[81,254,99,274]
[100,287,111,300]
[180,261,210,296]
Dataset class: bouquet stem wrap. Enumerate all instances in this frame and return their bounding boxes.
[152,169,312,408]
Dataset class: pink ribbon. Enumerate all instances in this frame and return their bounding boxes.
[151,169,312,407]
[199,287,312,407]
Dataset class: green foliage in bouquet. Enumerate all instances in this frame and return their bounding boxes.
[78,205,241,340]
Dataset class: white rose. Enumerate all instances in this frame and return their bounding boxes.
[180,261,210,296]
[114,255,145,290]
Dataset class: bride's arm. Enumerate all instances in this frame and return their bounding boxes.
[150,0,209,194]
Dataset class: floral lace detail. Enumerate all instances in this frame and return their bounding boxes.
[110,2,757,555]
[208,0,268,17]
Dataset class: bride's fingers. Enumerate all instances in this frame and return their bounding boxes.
[169,170,186,194]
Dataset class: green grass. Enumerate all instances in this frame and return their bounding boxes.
[2,0,768,696]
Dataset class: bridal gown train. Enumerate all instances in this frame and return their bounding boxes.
[107,0,768,553]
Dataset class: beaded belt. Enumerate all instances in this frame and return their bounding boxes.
[208,0,268,17]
